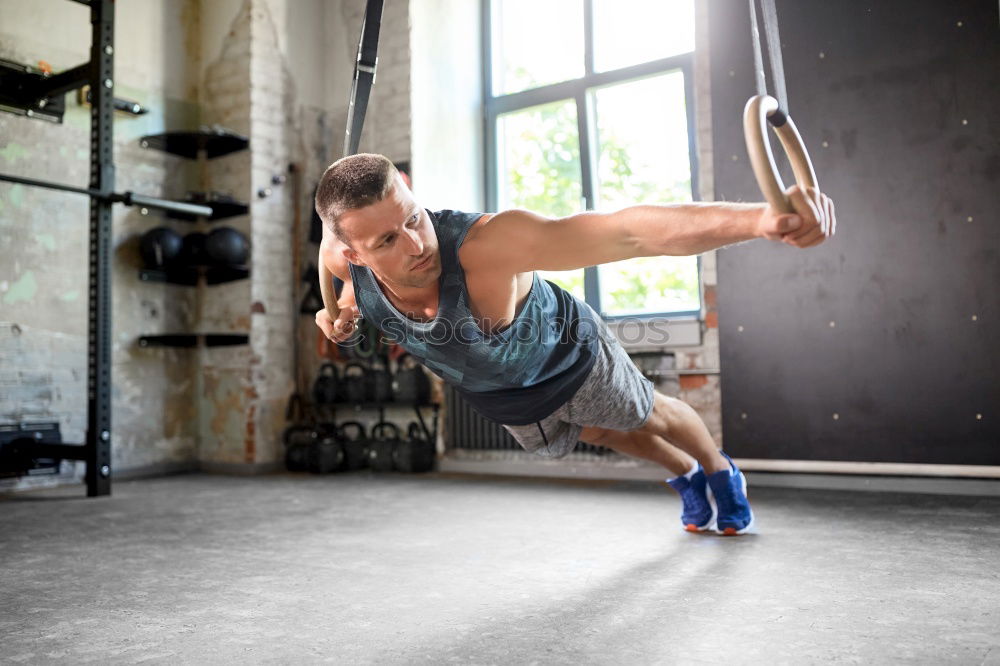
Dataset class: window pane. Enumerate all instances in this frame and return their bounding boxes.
[599,256,699,315]
[491,0,584,96]
[496,99,585,299]
[594,72,691,208]
[593,0,695,73]
[592,72,699,316]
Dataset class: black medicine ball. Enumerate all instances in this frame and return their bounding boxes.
[204,227,250,266]
[178,232,208,266]
[139,226,183,269]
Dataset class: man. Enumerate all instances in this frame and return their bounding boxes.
[314,153,835,536]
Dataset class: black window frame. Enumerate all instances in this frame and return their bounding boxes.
[481,0,702,320]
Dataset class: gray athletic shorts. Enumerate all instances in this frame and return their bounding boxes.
[502,321,655,459]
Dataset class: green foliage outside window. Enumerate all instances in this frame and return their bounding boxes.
[501,90,698,314]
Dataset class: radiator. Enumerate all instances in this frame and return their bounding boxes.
[444,385,611,456]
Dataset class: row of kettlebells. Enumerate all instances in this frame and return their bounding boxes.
[284,420,434,474]
[312,357,431,405]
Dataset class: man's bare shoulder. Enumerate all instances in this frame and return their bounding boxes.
[457,212,534,320]
[456,213,496,271]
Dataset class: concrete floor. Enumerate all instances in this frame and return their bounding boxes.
[1,473,999,665]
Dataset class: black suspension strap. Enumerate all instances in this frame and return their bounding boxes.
[319,0,385,328]
[343,0,385,157]
[748,0,788,126]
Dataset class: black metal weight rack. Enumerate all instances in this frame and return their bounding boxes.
[0,0,215,496]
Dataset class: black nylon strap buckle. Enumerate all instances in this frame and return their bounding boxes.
[343,0,384,157]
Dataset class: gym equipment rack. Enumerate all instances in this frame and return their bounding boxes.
[0,0,198,496]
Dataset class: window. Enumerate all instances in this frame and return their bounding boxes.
[484,0,700,318]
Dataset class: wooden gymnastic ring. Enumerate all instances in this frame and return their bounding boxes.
[742,94,818,214]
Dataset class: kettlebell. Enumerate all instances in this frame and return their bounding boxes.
[392,354,431,404]
[308,430,344,474]
[312,363,341,405]
[343,363,368,404]
[370,357,393,403]
[393,422,435,473]
[139,226,183,269]
[339,421,369,471]
[368,421,400,473]
[283,424,318,472]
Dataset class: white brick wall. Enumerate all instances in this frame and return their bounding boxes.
[197,0,256,465]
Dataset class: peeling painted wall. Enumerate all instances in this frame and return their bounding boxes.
[193,0,255,466]
[0,0,203,487]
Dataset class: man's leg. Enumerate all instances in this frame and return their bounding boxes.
[580,390,728,475]
[578,423,719,532]
[580,390,754,535]
[578,426,696,477]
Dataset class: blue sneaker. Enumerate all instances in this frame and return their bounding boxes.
[666,465,716,532]
[705,452,754,536]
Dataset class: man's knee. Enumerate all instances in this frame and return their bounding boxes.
[579,425,623,448]
[641,392,687,436]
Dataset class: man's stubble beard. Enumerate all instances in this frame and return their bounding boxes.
[398,253,441,289]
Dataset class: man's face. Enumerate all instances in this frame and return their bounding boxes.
[339,176,441,291]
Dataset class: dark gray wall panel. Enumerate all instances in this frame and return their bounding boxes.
[710,0,999,464]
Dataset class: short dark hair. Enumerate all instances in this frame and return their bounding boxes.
[314,154,398,244]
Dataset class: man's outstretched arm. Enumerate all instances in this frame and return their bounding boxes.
[463,184,834,274]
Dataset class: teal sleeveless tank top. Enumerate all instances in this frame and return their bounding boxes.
[347,209,600,425]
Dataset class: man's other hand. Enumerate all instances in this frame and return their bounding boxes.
[756,185,836,249]
[315,304,361,343]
